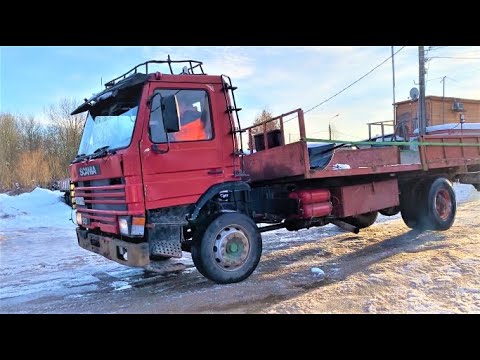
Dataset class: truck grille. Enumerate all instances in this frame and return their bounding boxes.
[75,178,127,232]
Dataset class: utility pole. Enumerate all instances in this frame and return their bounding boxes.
[328,114,339,140]
[441,76,446,124]
[391,46,396,125]
[418,46,427,136]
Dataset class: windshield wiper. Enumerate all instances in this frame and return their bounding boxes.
[71,153,88,164]
[90,146,115,159]
[71,146,116,163]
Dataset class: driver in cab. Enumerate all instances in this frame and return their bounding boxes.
[175,99,208,141]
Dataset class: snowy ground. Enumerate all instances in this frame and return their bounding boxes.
[0,184,479,313]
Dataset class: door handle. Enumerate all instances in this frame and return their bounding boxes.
[208,168,224,175]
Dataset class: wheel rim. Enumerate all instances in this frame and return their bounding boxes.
[213,225,250,271]
[434,189,452,221]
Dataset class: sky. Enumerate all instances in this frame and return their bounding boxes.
[1,46,480,140]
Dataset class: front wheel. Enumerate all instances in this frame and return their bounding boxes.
[191,212,262,284]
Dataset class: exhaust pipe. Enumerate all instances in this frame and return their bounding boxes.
[331,220,360,234]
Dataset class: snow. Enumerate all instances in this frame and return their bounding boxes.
[311,267,325,278]
[0,188,77,230]
[332,164,351,170]
[111,281,132,291]
[413,123,480,134]
[0,188,192,307]
[453,183,480,203]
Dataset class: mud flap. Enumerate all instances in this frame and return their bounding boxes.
[148,226,183,258]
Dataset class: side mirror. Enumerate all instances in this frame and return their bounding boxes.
[161,95,180,133]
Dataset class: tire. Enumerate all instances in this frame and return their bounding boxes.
[191,212,262,284]
[343,211,378,229]
[400,180,425,229]
[379,206,400,217]
[421,178,456,231]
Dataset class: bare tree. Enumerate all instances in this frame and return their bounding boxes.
[0,113,20,189]
[44,98,85,178]
[251,109,279,135]
[16,150,51,188]
[18,115,43,152]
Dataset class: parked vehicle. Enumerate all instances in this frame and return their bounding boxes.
[69,58,480,284]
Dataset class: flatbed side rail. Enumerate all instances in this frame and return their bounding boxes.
[306,135,480,171]
[243,109,305,152]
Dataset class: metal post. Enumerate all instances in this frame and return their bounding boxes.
[279,116,285,145]
[391,46,396,126]
[441,76,446,124]
[418,46,427,136]
[263,122,268,150]
[298,110,306,141]
[329,123,332,140]
[248,130,253,152]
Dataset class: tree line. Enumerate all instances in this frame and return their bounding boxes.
[0,98,84,192]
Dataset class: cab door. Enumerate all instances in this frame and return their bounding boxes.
[140,83,226,210]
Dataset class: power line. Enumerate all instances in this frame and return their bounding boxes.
[284,46,406,124]
[426,46,448,52]
[425,76,445,82]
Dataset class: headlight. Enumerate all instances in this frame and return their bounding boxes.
[118,217,129,236]
[76,211,82,225]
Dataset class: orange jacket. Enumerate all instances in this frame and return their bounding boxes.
[175,118,207,141]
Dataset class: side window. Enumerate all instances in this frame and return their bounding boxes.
[149,89,213,143]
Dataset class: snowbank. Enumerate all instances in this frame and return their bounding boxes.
[0,187,76,230]
[453,183,480,203]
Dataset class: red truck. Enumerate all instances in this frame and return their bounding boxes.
[70,58,480,284]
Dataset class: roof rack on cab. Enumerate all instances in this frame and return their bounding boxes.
[104,55,205,89]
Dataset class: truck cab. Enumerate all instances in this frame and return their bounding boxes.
[71,59,252,283]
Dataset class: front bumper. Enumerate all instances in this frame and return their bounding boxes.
[76,228,150,267]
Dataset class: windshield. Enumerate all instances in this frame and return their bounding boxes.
[77,86,142,156]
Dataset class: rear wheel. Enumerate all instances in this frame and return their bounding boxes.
[422,178,456,230]
[400,180,425,229]
[191,212,262,284]
[343,211,378,229]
